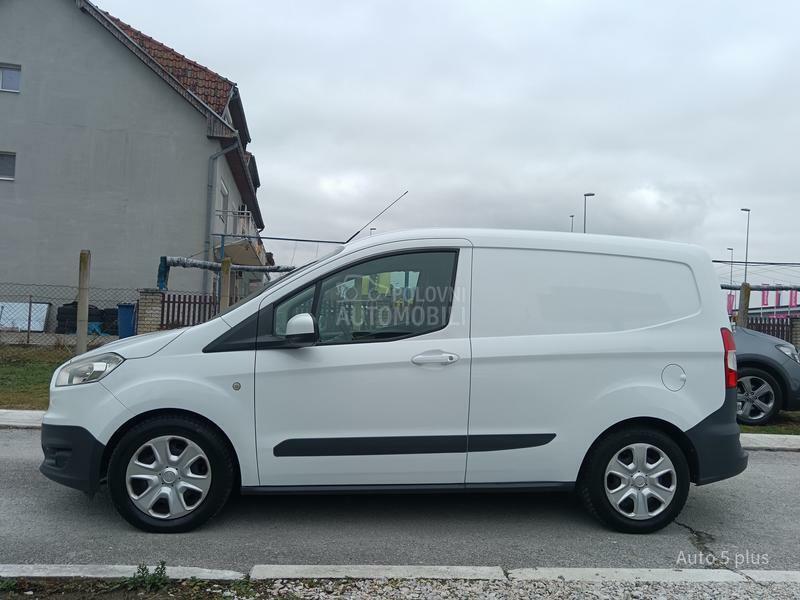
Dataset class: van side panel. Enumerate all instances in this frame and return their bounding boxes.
[466,246,725,484]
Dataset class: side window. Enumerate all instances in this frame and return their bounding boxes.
[273,285,315,336]
[316,251,457,344]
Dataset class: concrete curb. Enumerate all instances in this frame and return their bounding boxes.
[508,567,745,582]
[0,564,244,580]
[249,565,506,580]
[739,432,800,452]
[0,410,45,429]
[2,564,798,584]
[742,570,800,583]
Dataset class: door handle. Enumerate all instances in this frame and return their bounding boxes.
[411,351,460,365]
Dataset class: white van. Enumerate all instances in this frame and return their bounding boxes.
[41,229,747,533]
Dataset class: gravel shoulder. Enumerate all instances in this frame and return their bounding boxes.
[2,577,800,599]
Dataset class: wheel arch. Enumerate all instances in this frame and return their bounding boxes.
[577,417,699,484]
[736,359,788,410]
[100,408,241,488]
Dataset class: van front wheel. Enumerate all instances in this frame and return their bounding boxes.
[578,428,690,533]
[107,415,235,533]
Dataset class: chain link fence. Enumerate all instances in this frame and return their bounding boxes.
[0,282,132,410]
[0,282,138,353]
[0,282,205,411]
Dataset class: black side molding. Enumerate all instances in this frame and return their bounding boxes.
[469,433,556,452]
[241,481,574,495]
[273,433,555,457]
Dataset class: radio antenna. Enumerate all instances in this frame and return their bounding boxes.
[257,190,409,246]
[345,190,409,243]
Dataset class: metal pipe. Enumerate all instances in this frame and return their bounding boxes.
[158,256,295,291]
[721,283,800,291]
[741,208,751,283]
[166,256,295,272]
[258,235,344,244]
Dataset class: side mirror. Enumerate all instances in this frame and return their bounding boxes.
[284,313,319,348]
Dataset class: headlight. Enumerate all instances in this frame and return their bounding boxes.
[776,344,800,364]
[55,352,124,386]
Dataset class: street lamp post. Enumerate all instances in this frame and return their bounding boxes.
[583,193,595,233]
[726,247,734,286]
[569,214,575,232]
[741,208,751,283]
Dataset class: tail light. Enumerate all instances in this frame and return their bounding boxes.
[721,328,737,389]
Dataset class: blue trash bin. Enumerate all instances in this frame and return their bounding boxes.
[117,303,136,338]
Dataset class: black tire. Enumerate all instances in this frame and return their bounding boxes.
[107,415,235,533]
[578,427,690,534]
[736,367,782,426]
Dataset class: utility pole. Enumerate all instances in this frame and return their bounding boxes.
[726,247,734,286]
[736,282,751,328]
[741,208,751,283]
[76,249,91,355]
[726,246,736,319]
[583,193,595,233]
[219,257,232,311]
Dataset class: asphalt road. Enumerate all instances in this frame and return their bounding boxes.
[1,429,798,572]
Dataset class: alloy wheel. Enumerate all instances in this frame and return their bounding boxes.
[604,443,677,520]
[125,435,212,520]
[737,375,775,422]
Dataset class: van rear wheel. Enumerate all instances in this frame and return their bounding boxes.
[108,415,234,533]
[578,428,689,533]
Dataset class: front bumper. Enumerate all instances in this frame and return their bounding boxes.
[40,423,106,495]
[686,387,748,485]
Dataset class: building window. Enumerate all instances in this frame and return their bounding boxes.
[0,152,15,180]
[218,180,230,233]
[0,64,21,92]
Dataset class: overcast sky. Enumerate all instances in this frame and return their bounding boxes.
[99,0,800,283]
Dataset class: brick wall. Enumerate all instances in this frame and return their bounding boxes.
[792,319,800,348]
[136,288,163,334]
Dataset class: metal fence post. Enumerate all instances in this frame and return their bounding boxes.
[219,257,232,311]
[76,249,91,354]
[26,295,33,344]
[735,282,750,329]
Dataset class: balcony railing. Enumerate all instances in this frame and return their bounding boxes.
[213,209,267,266]
[214,209,258,239]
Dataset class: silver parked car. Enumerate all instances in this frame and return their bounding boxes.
[733,327,800,425]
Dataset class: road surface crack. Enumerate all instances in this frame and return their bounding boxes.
[674,520,762,586]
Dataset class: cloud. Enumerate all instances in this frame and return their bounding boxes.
[97,0,800,278]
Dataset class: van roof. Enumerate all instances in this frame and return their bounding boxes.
[345,228,708,261]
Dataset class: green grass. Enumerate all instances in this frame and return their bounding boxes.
[741,410,800,435]
[0,345,72,410]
